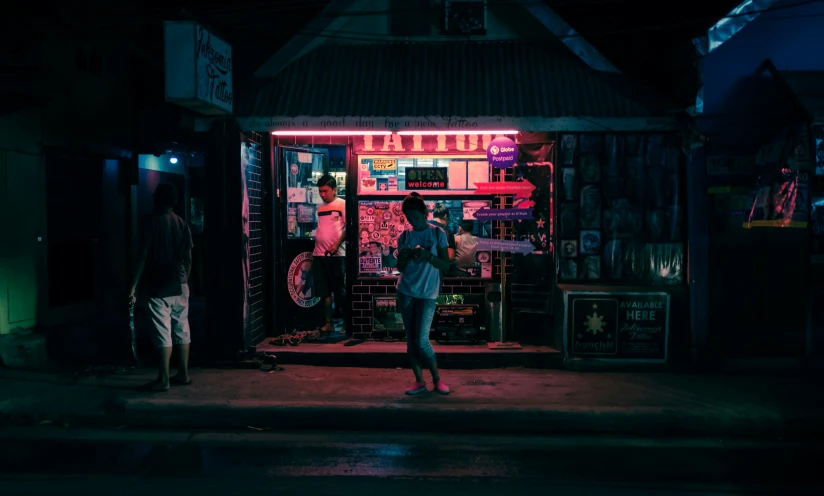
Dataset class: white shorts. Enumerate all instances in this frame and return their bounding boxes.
[147,284,190,348]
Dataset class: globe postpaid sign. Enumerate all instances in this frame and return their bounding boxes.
[486,137,518,169]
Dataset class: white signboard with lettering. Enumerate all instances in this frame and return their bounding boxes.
[164,21,233,115]
[234,115,678,133]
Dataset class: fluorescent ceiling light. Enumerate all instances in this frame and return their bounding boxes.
[396,130,518,135]
[271,130,392,136]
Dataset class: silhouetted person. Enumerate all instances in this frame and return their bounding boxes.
[129,183,194,392]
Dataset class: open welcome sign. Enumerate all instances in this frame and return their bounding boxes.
[405,167,448,190]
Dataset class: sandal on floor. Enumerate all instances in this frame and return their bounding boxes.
[139,380,169,392]
[170,376,192,386]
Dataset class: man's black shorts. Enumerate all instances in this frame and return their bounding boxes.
[311,256,346,300]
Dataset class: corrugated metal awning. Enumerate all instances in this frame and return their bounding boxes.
[237,40,660,124]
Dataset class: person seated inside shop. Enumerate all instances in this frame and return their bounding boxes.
[428,203,456,259]
[454,220,479,274]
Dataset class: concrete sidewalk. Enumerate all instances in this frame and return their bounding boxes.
[0,365,822,439]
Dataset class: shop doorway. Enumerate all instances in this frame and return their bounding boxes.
[274,146,347,334]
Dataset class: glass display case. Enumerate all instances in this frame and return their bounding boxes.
[357,199,494,278]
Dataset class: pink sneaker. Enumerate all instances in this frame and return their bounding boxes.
[405,381,427,395]
[434,380,450,395]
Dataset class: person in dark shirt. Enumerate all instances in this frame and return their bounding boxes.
[129,184,194,392]
[428,203,456,261]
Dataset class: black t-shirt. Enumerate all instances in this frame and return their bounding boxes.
[139,210,194,298]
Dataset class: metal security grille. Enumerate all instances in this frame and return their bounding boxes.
[246,132,266,344]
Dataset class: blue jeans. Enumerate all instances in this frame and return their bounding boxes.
[397,292,437,368]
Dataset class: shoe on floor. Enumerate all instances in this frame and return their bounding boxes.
[434,380,450,395]
[405,381,427,395]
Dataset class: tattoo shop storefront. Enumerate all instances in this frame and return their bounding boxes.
[260,127,555,362]
[231,41,688,367]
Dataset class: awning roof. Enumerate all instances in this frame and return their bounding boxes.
[236,40,673,131]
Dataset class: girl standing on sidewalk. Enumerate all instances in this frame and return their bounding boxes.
[396,193,451,395]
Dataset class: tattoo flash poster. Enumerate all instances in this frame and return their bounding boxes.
[358,201,407,274]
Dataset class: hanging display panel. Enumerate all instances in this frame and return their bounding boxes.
[557,134,685,285]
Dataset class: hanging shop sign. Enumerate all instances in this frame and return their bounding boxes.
[164,21,233,115]
[462,200,490,220]
[473,180,536,198]
[287,252,321,308]
[405,167,448,190]
[473,207,534,221]
[487,137,518,168]
[353,133,510,155]
[563,291,670,362]
[475,238,535,254]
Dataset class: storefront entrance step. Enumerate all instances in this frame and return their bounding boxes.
[2,366,823,439]
[256,342,563,369]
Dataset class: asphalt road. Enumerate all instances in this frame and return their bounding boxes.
[0,428,821,495]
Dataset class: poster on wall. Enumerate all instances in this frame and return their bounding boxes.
[564,291,670,362]
[287,252,321,309]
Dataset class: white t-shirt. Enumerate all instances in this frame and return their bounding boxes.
[396,225,448,300]
[455,233,478,268]
[314,197,346,256]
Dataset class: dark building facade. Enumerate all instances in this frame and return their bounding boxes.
[690,0,824,365]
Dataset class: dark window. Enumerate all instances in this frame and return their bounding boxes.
[45,155,103,307]
[444,0,486,35]
[89,46,103,78]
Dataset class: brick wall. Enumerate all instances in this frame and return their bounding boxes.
[348,167,516,339]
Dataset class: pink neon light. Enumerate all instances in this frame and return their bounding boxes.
[396,130,518,135]
[271,130,392,136]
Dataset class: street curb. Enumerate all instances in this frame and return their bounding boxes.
[4,397,819,440]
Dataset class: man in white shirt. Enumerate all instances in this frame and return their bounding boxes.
[312,175,346,332]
